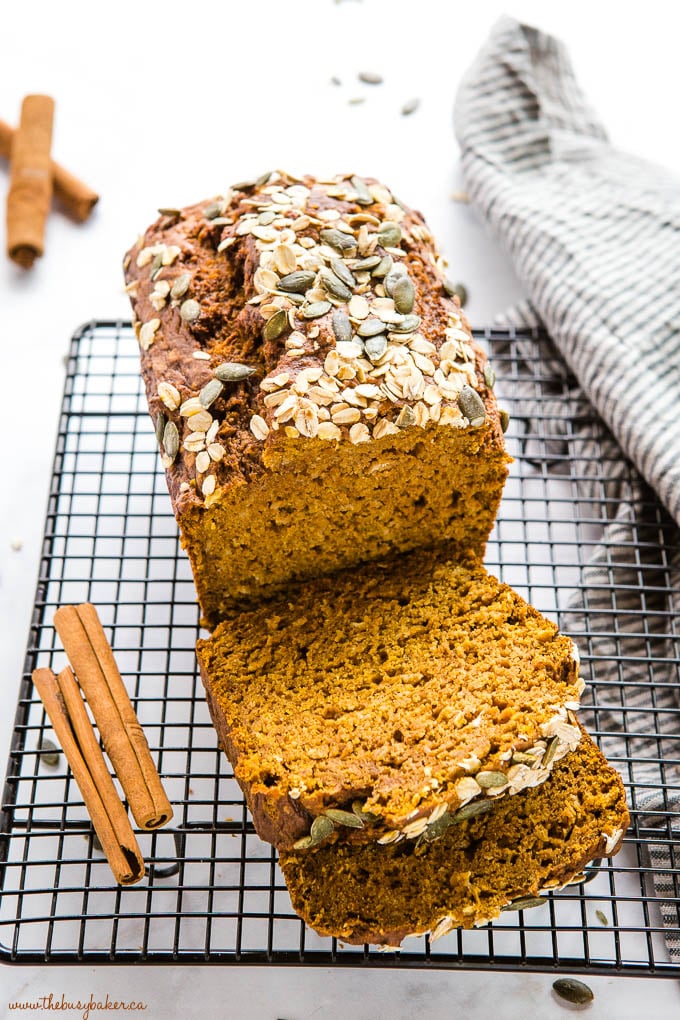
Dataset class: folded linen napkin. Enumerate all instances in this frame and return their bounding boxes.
[455,17,680,959]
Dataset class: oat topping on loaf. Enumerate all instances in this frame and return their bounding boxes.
[123,173,511,624]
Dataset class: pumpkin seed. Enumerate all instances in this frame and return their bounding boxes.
[390,314,421,334]
[401,97,420,116]
[255,170,273,188]
[378,222,402,248]
[199,379,224,409]
[542,735,560,768]
[155,412,166,446]
[278,270,316,294]
[353,255,382,271]
[552,979,594,1005]
[358,71,383,85]
[512,751,538,765]
[319,268,353,302]
[396,405,416,428]
[215,362,255,383]
[351,800,380,824]
[364,335,387,362]
[502,896,548,912]
[392,276,415,314]
[37,738,60,768]
[330,258,356,289]
[350,175,373,206]
[158,207,181,217]
[293,835,314,850]
[372,255,393,278]
[180,299,200,322]
[499,408,510,433]
[357,318,387,338]
[483,364,496,389]
[149,252,163,280]
[595,909,609,926]
[457,385,486,427]
[450,282,467,306]
[385,263,407,295]
[170,272,191,300]
[320,228,357,253]
[332,310,353,344]
[452,800,493,823]
[263,309,289,340]
[476,771,508,789]
[310,815,334,845]
[301,301,330,320]
[204,200,224,220]
[163,421,179,461]
[423,811,452,841]
[324,808,364,828]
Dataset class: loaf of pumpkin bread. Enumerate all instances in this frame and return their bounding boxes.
[123,171,510,628]
[279,729,629,946]
[196,549,585,852]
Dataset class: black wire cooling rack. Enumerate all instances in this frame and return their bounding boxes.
[1,321,678,972]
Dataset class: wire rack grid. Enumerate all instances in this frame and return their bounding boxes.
[0,321,678,972]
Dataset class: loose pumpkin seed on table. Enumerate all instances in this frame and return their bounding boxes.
[358,71,383,85]
[37,738,60,767]
[552,978,594,1005]
[401,97,421,116]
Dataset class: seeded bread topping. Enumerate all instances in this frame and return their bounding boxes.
[279,730,629,946]
[197,551,584,852]
[123,172,511,626]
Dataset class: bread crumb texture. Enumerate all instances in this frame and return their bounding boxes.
[197,551,585,850]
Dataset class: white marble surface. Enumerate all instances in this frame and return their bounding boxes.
[2,0,680,1015]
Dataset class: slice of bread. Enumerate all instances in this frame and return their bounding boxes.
[197,549,584,851]
[279,729,628,946]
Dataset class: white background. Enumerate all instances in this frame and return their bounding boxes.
[2,1,680,1016]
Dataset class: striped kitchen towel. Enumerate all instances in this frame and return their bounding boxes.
[455,18,680,958]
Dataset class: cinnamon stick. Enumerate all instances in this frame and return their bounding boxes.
[0,118,99,222]
[53,604,173,830]
[32,667,145,886]
[6,95,54,267]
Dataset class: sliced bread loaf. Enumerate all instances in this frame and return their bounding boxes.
[279,730,628,945]
[197,549,584,851]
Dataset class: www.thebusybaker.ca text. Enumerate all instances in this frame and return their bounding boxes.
[8,992,147,1020]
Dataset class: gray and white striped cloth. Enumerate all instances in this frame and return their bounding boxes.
[455,17,680,958]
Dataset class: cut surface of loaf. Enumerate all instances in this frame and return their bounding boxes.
[279,730,629,946]
[123,171,510,628]
[197,550,584,851]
